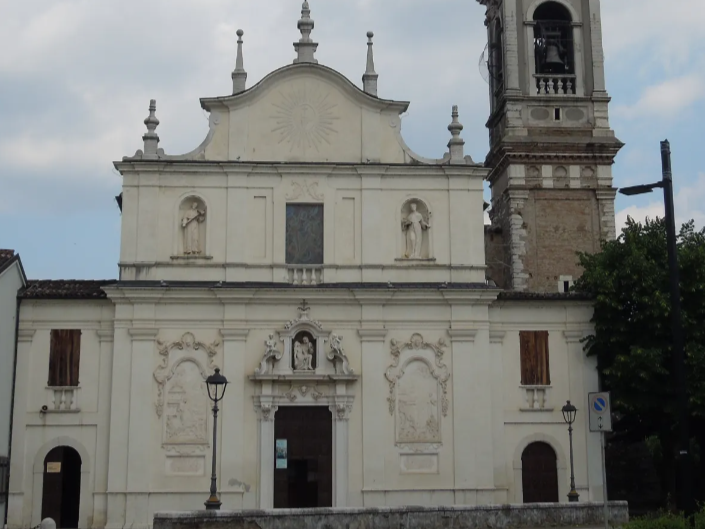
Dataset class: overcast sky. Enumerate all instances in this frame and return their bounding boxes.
[1,0,703,279]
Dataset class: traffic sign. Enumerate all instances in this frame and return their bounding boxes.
[588,392,612,432]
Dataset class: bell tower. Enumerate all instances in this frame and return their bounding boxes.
[478,0,623,292]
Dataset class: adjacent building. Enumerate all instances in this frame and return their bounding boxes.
[1,250,26,527]
[7,0,622,528]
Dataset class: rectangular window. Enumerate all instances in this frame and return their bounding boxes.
[519,331,550,385]
[286,204,324,265]
[0,455,8,496]
[48,329,82,387]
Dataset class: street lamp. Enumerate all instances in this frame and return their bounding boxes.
[561,400,579,502]
[204,368,228,510]
[618,140,693,520]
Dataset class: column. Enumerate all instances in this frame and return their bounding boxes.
[105,325,133,529]
[94,329,114,527]
[254,395,277,509]
[219,329,249,508]
[489,330,508,503]
[448,329,482,503]
[124,328,158,529]
[7,329,35,529]
[330,389,353,507]
[358,328,387,501]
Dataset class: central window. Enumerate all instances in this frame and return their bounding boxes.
[286,204,323,265]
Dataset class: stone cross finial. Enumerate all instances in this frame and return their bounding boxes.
[142,99,160,158]
[294,1,318,64]
[362,31,379,96]
[447,105,466,164]
[232,29,248,94]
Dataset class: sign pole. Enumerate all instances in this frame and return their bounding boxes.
[601,429,609,529]
[589,392,612,529]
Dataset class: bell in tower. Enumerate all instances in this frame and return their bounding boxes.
[540,29,566,74]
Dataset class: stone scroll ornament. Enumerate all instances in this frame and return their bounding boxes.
[254,333,283,375]
[153,332,220,418]
[327,334,354,375]
[385,333,450,417]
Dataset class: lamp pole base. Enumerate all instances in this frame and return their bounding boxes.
[204,496,222,510]
[568,490,580,502]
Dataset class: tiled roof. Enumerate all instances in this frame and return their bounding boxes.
[21,280,116,299]
[0,249,16,269]
[17,279,593,302]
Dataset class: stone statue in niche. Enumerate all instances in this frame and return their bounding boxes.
[164,360,208,444]
[181,201,206,255]
[401,201,431,259]
[293,333,315,371]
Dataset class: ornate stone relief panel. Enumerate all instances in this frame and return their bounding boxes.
[285,180,324,201]
[154,332,220,454]
[385,334,449,447]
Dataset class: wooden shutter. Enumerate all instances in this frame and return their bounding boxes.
[535,331,550,385]
[519,331,550,385]
[48,330,81,387]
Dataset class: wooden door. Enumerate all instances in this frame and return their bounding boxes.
[273,406,332,508]
[41,447,82,528]
[521,442,559,503]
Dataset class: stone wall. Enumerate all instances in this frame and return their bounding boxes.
[154,503,629,529]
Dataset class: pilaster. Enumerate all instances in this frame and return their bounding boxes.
[358,328,387,492]
[219,329,249,507]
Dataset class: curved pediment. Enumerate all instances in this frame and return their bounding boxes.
[175,63,425,164]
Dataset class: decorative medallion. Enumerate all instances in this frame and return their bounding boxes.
[271,85,339,152]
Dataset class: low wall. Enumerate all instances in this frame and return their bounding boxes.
[155,502,629,529]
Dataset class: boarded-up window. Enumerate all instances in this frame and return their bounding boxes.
[286,204,324,265]
[48,330,81,387]
[519,331,550,385]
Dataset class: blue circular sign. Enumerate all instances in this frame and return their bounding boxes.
[591,396,608,414]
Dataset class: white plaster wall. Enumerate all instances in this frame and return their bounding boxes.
[116,164,488,284]
[9,289,604,529]
[0,263,24,524]
[7,300,115,529]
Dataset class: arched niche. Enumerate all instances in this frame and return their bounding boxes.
[399,198,433,260]
[278,320,330,375]
[176,195,208,257]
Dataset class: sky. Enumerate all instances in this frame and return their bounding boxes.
[0,0,703,280]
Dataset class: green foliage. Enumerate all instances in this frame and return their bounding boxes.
[620,505,705,529]
[575,217,705,432]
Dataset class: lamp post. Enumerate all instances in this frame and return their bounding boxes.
[562,400,579,502]
[204,368,228,510]
[618,140,693,520]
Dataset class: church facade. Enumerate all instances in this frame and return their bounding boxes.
[7,1,622,528]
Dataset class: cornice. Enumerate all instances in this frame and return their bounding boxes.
[563,330,588,344]
[220,329,250,340]
[127,328,159,339]
[489,330,507,344]
[357,329,388,342]
[17,329,36,342]
[447,329,478,342]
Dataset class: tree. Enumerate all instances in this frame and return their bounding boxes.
[575,217,705,508]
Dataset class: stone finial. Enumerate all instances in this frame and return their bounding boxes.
[362,31,379,96]
[232,29,248,94]
[447,105,466,164]
[293,1,318,64]
[142,99,160,158]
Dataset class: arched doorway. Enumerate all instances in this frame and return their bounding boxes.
[41,447,82,528]
[522,441,559,503]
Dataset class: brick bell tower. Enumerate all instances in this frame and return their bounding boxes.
[478,0,623,292]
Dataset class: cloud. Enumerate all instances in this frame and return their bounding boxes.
[613,75,705,119]
[616,172,705,232]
